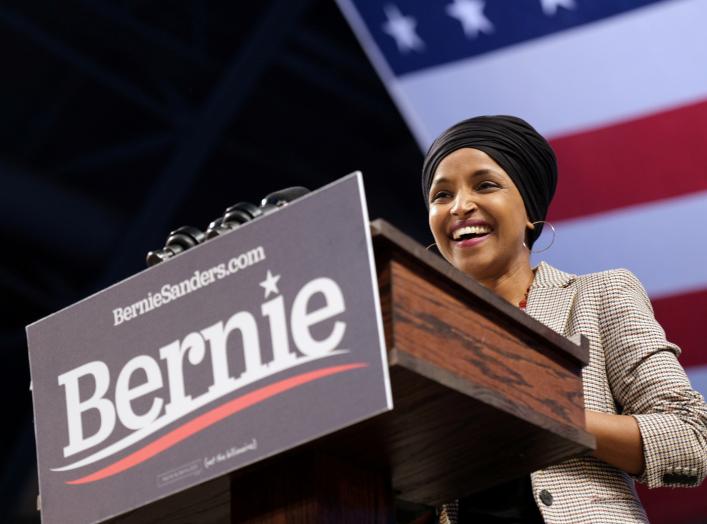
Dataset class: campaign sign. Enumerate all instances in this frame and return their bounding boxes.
[27,173,392,524]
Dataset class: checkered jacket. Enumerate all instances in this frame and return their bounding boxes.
[441,262,707,524]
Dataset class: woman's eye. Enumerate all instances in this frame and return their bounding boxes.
[477,181,499,191]
[431,191,452,202]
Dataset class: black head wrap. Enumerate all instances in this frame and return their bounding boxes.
[421,115,557,247]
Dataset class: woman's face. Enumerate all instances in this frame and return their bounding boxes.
[428,147,533,282]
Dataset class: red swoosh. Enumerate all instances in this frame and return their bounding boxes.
[66,362,368,485]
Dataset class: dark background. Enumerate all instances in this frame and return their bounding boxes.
[4,2,704,523]
[1,1,427,521]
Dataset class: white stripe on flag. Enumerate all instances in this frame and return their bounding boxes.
[394,0,707,147]
[534,191,707,299]
[686,365,707,399]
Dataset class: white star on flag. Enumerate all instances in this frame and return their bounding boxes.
[259,270,281,299]
[540,0,576,16]
[382,4,425,53]
[446,0,494,39]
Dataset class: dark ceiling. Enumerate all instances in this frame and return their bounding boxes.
[0,1,428,521]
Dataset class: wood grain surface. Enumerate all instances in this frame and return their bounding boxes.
[390,256,586,430]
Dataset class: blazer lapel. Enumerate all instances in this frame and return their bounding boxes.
[526,262,577,335]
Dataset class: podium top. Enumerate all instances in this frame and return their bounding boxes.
[370,218,589,367]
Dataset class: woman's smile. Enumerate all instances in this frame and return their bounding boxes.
[449,219,494,248]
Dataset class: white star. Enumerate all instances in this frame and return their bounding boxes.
[540,0,576,16]
[446,0,494,39]
[382,4,425,53]
[259,270,281,299]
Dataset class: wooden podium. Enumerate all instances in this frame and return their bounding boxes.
[108,219,594,523]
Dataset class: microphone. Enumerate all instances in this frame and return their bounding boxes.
[146,226,206,267]
[206,201,262,239]
[206,186,310,239]
[146,186,311,266]
[259,186,310,212]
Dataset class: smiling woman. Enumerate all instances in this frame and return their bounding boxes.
[428,148,533,301]
[420,116,707,524]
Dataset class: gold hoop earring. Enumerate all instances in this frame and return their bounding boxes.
[524,221,556,254]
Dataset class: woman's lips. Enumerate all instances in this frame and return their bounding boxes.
[451,232,491,248]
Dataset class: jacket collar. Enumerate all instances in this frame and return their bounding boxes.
[526,262,577,334]
[531,261,576,289]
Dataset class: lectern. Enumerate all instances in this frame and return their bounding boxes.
[106,218,594,523]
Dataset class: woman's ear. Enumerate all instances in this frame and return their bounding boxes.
[523,220,535,249]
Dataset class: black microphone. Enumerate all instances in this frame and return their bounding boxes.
[206,187,310,239]
[205,201,262,239]
[259,186,310,213]
[146,225,206,267]
[147,186,311,266]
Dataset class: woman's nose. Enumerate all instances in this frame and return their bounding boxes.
[451,192,476,216]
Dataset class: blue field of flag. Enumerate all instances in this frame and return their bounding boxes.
[350,0,667,76]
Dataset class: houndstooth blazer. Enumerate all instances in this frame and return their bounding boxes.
[442,262,707,524]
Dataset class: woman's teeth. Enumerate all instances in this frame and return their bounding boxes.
[452,225,492,240]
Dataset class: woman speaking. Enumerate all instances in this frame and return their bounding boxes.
[421,115,707,523]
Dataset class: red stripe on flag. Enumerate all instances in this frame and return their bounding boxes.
[652,288,707,369]
[548,98,707,222]
[638,483,707,524]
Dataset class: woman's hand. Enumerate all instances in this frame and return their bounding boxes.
[584,410,645,476]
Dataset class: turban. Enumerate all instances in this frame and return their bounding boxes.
[421,115,557,247]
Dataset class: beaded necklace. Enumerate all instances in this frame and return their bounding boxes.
[518,287,531,310]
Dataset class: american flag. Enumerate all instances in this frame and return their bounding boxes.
[336,0,707,521]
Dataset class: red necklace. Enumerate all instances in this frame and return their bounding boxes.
[518,287,530,310]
